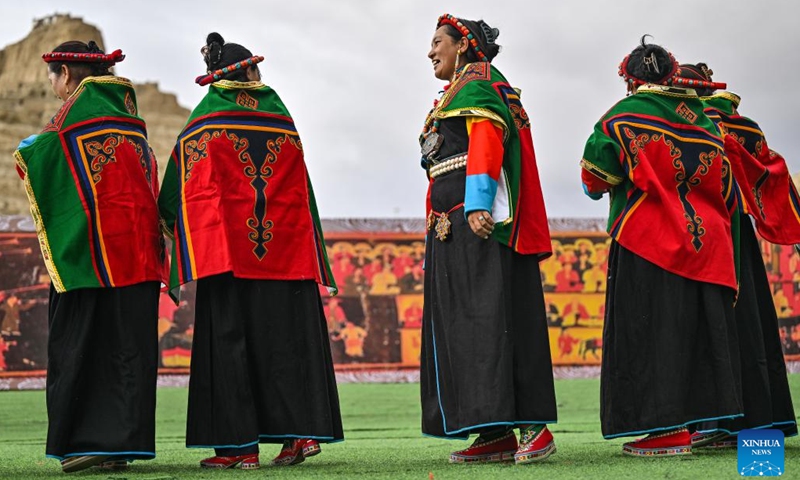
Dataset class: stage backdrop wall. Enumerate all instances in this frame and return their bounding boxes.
[1,216,799,374]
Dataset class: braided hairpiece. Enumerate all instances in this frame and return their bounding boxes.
[437,13,489,63]
[195,55,264,86]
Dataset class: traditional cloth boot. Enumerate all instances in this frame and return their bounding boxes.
[514,425,556,464]
[707,434,737,449]
[449,430,517,463]
[691,430,730,448]
[199,454,260,469]
[61,455,109,473]
[622,428,692,457]
[272,439,307,466]
[302,439,322,458]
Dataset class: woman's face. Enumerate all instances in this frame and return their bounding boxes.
[428,26,467,81]
[47,65,71,102]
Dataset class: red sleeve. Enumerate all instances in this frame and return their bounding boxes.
[466,118,504,180]
[581,168,613,194]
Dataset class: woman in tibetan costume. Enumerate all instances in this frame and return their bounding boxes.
[675,64,798,448]
[158,33,342,470]
[580,37,743,456]
[419,14,557,465]
[14,41,165,473]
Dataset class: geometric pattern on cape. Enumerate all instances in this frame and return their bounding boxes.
[62,117,156,287]
[174,112,323,285]
[605,114,725,252]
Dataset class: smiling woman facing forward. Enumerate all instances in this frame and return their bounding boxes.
[419,14,557,465]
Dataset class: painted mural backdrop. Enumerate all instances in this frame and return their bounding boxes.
[1,217,799,373]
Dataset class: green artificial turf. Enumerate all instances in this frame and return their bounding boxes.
[0,376,798,479]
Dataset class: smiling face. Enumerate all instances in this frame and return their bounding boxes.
[428,25,468,81]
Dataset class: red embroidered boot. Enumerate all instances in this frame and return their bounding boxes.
[449,431,518,463]
[622,428,692,457]
[691,430,729,448]
[514,425,556,464]
[200,454,260,469]
[272,439,306,466]
[302,439,322,458]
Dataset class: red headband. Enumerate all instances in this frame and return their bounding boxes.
[437,13,489,63]
[618,51,679,87]
[42,49,125,64]
[673,77,727,91]
[195,55,264,86]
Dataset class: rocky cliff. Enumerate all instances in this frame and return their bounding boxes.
[0,13,189,214]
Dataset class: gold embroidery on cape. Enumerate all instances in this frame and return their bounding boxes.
[14,151,65,292]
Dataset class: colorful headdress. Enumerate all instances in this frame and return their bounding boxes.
[437,13,489,63]
[618,49,679,87]
[42,48,125,65]
[195,55,264,86]
[674,63,727,91]
[673,76,727,91]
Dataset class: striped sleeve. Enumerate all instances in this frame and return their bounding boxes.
[465,117,505,214]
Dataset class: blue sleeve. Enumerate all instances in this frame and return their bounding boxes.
[17,134,39,150]
[582,183,604,201]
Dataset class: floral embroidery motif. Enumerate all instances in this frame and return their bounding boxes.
[674,150,716,252]
[620,125,714,251]
[84,134,148,184]
[752,170,769,220]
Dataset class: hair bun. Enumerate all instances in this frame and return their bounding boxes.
[479,21,499,44]
[206,32,225,47]
[86,40,103,54]
[203,32,226,69]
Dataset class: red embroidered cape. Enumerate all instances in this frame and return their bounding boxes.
[158,81,336,296]
[580,85,737,289]
[703,92,800,245]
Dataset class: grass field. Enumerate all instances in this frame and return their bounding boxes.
[1,376,798,479]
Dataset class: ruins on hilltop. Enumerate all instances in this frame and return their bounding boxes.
[0,13,189,214]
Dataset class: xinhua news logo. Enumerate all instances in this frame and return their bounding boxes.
[738,429,784,476]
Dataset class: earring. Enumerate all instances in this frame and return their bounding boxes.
[452,51,461,82]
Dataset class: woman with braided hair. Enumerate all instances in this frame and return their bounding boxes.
[158,33,342,470]
[676,64,799,448]
[15,40,165,473]
[419,14,557,465]
[580,37,744,456]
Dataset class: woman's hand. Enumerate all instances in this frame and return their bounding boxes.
[467,210,494,239]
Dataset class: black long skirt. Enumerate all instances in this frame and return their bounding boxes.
[420,169,557,440]
[699,216,797,435]
[186,273,343,449]
[46,282,160,460]
[601,241,743,438]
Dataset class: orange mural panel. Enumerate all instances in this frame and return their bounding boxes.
[1,220,799,374]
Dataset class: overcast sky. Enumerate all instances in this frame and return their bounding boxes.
[2,0,799,219]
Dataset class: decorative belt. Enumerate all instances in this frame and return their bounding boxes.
[429,154,467,178]
[427,202,464,241]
